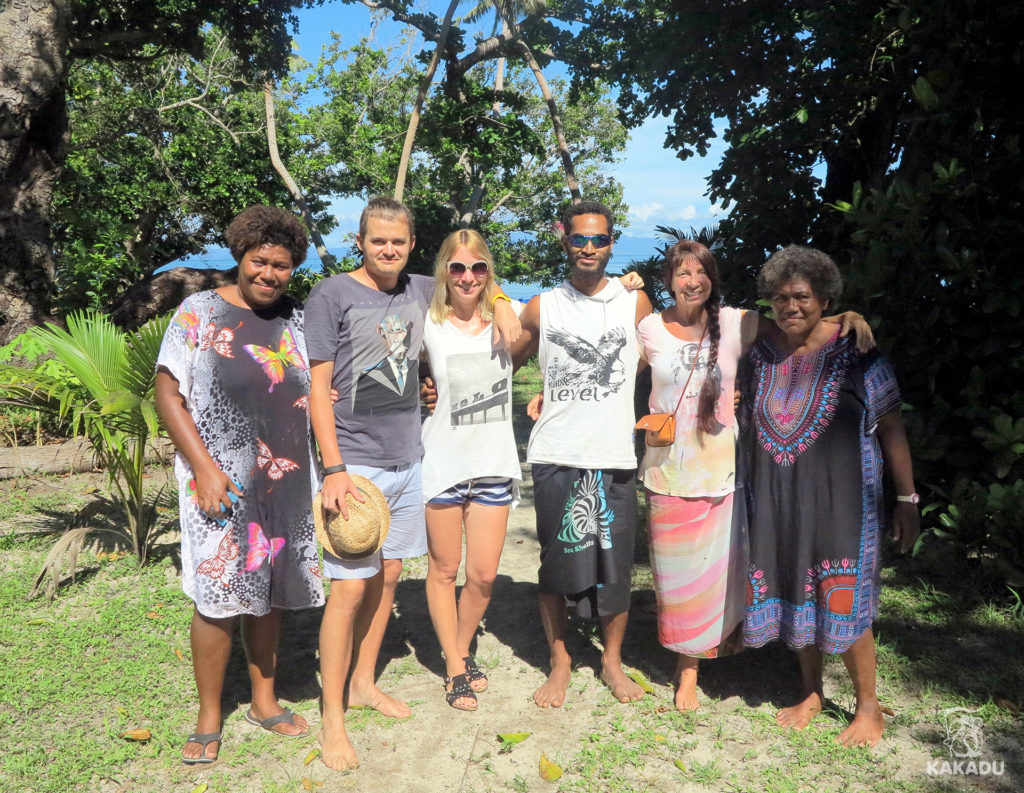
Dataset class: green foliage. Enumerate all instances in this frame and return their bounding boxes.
[0,331,81,444]
[0,311,172,596]
[291,21,628,282]
[576,0,1024,592]
[53,33,341,313]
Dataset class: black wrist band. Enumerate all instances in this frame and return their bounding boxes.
[323,464,348,475]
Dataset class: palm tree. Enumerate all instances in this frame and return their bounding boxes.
[0,309,171,598]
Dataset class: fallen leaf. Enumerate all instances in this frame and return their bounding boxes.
[117,707,128,716]
[539,753,563,782]
[880,705,896,717]
[96,551,108,561]
[497,732,531,753]
[625,667,654,694]
[146,611,160,619]
[174,648,184,662]
[654,734,666,741]
[191,785,209,793]
[300,778,323,790]
[26,618,51,626]
[995,698,1020,715]
[121,728,152,741]
[304,748,321,766]
[673,759,686,772]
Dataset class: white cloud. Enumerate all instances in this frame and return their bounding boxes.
[629,202,664,223]
[675,205,697,221]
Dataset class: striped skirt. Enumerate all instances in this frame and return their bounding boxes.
[647,491,747,657]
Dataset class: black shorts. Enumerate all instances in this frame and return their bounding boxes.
[532,464,637,618]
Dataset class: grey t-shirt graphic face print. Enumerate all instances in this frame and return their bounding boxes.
[304,271,433,466]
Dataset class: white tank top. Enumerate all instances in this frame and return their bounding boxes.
[420,304,523,504]
[527,279,640,469]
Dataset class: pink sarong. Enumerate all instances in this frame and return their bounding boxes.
[647,491,747,657]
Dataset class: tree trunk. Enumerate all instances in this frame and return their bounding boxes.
[263,83,335,268]
[517,40,582,203]
[0,0,72,344]
[393,0,460,202]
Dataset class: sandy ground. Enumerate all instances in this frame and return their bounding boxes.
[152,471,1018,793]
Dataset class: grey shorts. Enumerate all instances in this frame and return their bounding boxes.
[321,461,427,580]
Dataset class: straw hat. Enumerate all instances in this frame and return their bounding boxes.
[313,474,390,560]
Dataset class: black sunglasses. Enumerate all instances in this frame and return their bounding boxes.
[448,260,489,276]
[567,233,612,249]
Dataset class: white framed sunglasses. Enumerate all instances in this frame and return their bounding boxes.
[448,260,489,276]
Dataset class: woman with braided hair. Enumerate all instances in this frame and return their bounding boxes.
[637,240,873,711]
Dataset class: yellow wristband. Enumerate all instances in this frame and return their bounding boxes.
[491,292,512,308]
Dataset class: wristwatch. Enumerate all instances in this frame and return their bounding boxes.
[896,493,920,504]
[323,464,348,475]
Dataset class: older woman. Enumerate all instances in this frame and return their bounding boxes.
[420,229,523,711]
[156,205,323,763]
[638,241,873,712]
[742,245,919,747]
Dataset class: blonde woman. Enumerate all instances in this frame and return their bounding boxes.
[420,229,523,711]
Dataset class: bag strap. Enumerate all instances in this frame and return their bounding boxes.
[667,323,706,418]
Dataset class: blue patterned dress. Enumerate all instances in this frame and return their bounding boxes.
[742,329,901,654]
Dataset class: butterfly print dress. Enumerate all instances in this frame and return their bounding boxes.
[741,331,902,654]
[158,291,324,618]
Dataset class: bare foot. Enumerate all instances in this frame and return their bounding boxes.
[318,711,358,771]
[533,662,571,708]
[600,660,645,703]
[837,702,885,747]
[674,660,699,712]
[347,682,412,719]
[776,691,823,730]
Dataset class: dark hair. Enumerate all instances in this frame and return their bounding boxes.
[561,200,615,236]
[359,196,415,238]
[757,245,843,309]
[224,205,308,267]
[664,240,722,436]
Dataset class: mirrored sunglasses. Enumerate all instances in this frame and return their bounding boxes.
[448,260,489,276]
[567,233,612,249]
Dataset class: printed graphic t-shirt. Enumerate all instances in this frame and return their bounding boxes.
[304,271,432,466]
[527,278,640,470]
[638,306,745,497]
[420,301,524,503]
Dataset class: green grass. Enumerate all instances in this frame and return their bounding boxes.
[3,466,1023,793]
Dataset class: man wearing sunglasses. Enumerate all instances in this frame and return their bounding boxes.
[513,200,653,710]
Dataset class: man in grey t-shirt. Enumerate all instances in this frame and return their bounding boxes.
[306,197,518,770]
[306,197,431,771]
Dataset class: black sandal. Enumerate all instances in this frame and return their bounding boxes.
[463,655,488,692]
[444,672,478,711]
